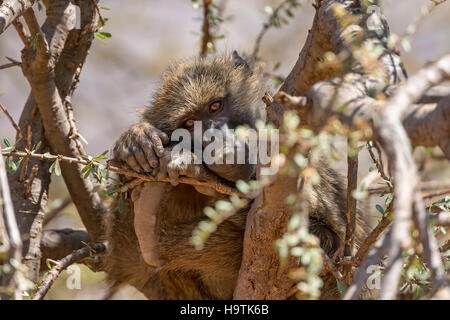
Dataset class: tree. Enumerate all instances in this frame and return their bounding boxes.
[0,0,449,300]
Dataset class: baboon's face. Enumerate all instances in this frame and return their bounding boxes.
[144,53,267,182]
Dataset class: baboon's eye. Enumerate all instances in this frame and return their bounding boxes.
[209,101,222,113]
[184,119,195,128]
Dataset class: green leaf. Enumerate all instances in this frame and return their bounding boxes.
[81,164,91,174]
[54,159,61,176]
[99,32,112,38]
[337,280,346,296]
[3,138,11,148]
[45,259,51,270]
[93,150,109,161]
[273,61,281,71]
[375,204,385,215]
[285,9,294,17]
[104,187,117,196]
[5,157,17,173]
[33,141,42,152]
[385,193,394,206]
[49,159,61,175]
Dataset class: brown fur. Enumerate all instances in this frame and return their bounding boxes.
[102,52,370,299]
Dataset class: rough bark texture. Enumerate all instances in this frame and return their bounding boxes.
[0,0,35,34]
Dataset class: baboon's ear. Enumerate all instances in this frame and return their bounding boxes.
[232,50,251,72]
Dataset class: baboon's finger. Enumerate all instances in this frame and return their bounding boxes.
[155,153,170,180]
[125,151,142,173]
[133,145,153,173]
[141,140,159,168]
[157,130,169,145]
[148,133,165,158]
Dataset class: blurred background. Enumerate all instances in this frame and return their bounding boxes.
[0,0,449,299]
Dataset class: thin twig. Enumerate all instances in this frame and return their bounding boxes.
[354,211,392,264]
[369,180,450,194]
[92,0,105,27]
[344,230,391,300]
[19,125,32,182]
[0,103,25,141]
[0,61,21,70]
[323,252,349,290]
[422,188,450,199]
[26,164,38,195]
[251,0,296,59]
[200,0,212,56]
[12,19,30,47]
[2,150,248,199]
[32,243,106,300]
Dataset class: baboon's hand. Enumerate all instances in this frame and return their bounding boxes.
[156,149,215,186]
[113,122,169,173]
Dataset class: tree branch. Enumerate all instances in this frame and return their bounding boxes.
[0,0,36,35]
[33,242,105,300]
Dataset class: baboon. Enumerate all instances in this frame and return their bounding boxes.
[102,52,369,299]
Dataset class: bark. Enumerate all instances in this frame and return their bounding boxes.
[0,0,35,34]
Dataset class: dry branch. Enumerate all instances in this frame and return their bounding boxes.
[200,0,212,56]
[2,151,247,199]
[0,0,36,34]
[33,242,105,300]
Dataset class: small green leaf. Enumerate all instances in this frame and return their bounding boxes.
[5,157,17,173]
[49,159,59,175]
[81,164,91,174]
[99,32,112,38]
[54,159,61,176]
[33,141,42,152]
[385,193,394,206]
[375,204,385,215]
[337,280,346,296]
[3,138,11,148]
[273,61,281,71]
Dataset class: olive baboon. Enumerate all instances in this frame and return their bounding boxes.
[102,52,369,299]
